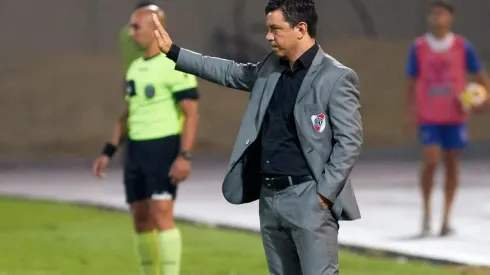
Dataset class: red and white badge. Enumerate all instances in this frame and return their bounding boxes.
[311,113,326,133]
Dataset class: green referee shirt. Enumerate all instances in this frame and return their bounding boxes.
[125,53,199,141]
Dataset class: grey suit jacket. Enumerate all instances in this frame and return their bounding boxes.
[174,46,363,221]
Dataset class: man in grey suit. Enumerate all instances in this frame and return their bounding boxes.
[152,0,363,274]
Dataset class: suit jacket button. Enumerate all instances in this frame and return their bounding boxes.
[245,139,250,145]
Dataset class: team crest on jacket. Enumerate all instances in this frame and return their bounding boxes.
[311,113,326,133]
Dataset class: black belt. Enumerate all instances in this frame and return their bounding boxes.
[262,175,314,191]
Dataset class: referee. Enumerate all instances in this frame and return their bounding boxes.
[92,5,199,275]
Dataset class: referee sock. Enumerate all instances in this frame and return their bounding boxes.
[135,231,159,275]
[157,228,182,275]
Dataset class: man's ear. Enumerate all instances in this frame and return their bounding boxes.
[296,22,308,39]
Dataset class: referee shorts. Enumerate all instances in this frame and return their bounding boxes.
[123,135,180,204]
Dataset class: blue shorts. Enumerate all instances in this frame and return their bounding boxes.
[418,124,468,150]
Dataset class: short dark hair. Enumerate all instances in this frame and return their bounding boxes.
[265,0,318,38]
[134,1,156,10]
[429,0,455,14]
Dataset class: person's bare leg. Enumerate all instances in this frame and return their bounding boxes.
[440,149,460,236]
[131,200,155,232]
[420,145,440,236]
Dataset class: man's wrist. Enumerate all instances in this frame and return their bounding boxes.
[167,44,180,62]
[102,142,117,158]
[179,150,192,161]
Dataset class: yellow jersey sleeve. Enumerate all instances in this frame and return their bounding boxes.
[169,70,198,93]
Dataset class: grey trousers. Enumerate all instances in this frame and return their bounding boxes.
[259,180,339,275]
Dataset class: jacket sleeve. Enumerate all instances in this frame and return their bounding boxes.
[167,44,265,92]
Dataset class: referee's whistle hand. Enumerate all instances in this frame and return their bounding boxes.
[152,13,172,54]
[92,155,109,179]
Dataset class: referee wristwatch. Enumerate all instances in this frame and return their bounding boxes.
[179,151,193,161]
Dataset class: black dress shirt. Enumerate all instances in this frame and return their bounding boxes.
[260,43,319,176]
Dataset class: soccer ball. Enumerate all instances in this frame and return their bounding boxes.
[460,82,488,112]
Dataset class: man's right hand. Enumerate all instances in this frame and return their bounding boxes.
[152,13,173,54]
[92,155,110,179]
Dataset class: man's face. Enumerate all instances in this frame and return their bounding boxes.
[428,6,453,31]
[265,10,299,58]
[129,12,154,49]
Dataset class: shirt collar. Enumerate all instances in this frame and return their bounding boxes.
[279,43,319,71]
[425,32,455,52]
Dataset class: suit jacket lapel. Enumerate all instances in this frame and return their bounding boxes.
[256,68,282,129]
[295,48,325,104]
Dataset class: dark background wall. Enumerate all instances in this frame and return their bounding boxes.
[1,0,490,161]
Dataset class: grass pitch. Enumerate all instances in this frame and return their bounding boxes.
[0,197,479,275]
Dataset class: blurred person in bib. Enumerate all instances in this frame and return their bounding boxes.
[404,0,490,237]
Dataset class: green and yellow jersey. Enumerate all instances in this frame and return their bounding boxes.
[125,53,199,141]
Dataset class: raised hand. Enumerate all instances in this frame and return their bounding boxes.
[152,13,173,53]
